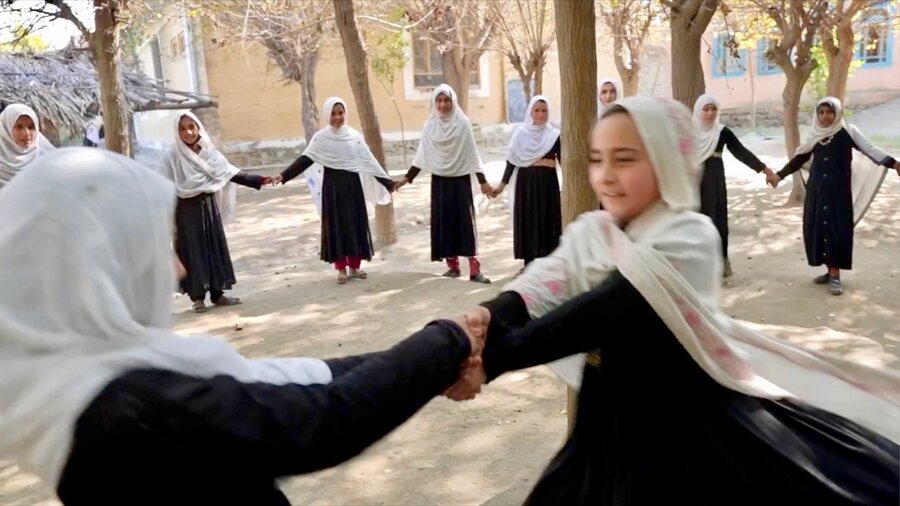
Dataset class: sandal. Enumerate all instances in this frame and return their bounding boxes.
[442,268,461,278]
[349,269,368,280]
[192,300,208,313]
[213,295,242,307]
[336,272,349,284]
[828,277,843,296]
[813,273,832,285]
[469,273,492,284]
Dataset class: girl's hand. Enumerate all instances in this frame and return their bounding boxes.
[271,175,284,186]
[766,172,781,188]
[393,177,409,192]
[259,176,273,186]
[491,182,507,198]
[480,182,494,197]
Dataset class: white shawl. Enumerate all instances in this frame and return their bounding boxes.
[302,97,392,215]
[412,84,484,178]
[505,96,900,444]
[0,148,333,489]
[796,97,895,225]
[693,94,725,163]
[0,104,54,188]
[597,77,622,115]
[505,95,561,218]
[157,111,240,224]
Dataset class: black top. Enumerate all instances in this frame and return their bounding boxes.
[230,171,266,190]
[404,165,487,184]
[56,320,471,506]
[502,137,562,184]
[282,155,394,191]
[705,127,766,172]
[777,128,896,180]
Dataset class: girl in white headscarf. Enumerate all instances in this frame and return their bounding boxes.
[157,112,272,312]
[769,97,899,295]
[492,95,562,270]
[394,84,494,283]
[0,103,55,188]
[443,96,899,505]
[0,147,481,505]
[597,77,621,115]
[693,94,775,277]
[273,97,394,284]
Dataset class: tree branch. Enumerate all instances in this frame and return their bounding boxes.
[48,0,92,39]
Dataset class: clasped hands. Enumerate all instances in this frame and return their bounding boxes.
[445,305,492,401]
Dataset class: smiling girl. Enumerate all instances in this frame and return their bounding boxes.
[0,103,55,188]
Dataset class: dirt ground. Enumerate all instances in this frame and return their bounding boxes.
[2,134,898,505]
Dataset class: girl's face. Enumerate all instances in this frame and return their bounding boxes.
[12,115,36,149]
[436,93,453,116]
[700,103,718,126]
[589,111,661,224]
[531,100,549,125]
[599,83,618,106]
[817,104,836,128]
[330,103,346,128]
[178,116,200,145]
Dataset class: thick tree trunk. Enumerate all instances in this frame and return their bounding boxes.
[669,0,718,109]
[782,73,806,205]
[555,0,598,434]
[300,50,320,144]
[333,0,396,244]
[92,0,130,156]
[441,49,470,113]
[534,55,545,95]
[823,21,856,103]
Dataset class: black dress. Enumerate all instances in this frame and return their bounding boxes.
[478,274,898,505]
[405,167,487,261]
[176,172,264,302]
[502,137,563,263]
[778,128,896,270]
[56,320,472,506]
[282,156,393,263]
[699,127,766,259]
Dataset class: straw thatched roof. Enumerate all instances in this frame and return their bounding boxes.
[0,47,216,142]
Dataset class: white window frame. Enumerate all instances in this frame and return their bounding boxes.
[403,33,491,101]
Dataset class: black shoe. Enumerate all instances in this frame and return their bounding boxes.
[442,268,461,278]
[828,277,843,296]
[470,273,491,284]
[813,273,831,285]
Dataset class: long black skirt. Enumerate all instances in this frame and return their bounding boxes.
[699,156,729,259]
[431,174,477,261]
[513,166,562,262]
[175,193,236,301]
[320,167,373,263]
[803,162,854,270]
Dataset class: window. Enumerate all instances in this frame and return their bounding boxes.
[711,33,745,78]
[169,31,186,58]
[411,35,480,90]
[855,2,893,67]
[149,36,164,81]
[756,38,781,75]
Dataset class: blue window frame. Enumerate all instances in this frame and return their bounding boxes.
[711,33,746,78]
[756,38,781,75]
[855,1,894,68]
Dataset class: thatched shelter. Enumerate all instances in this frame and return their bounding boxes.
[0,47,216,143]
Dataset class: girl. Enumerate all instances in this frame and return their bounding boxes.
[492,96,562,270]
[158,112,270,313]
[273,97,394,284]
[769,97,899,295]
[693,94,775,277]
[0,103,54,188]
[446,96,899,505]
[394,84,494,283]
[0,148,481,506]
[597,77,621,115]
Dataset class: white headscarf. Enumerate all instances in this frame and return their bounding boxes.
[506,96,900,444]
[411,84,484,178]
[0,148,333,489]
[505,95,561,217]
[0,104,54,188]
[157,111,240,223]
[693,94,725,162]
[797,96,896,225]
[597,77,622,114]
[302,97,391,211]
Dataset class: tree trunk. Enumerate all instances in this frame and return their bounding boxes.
[534,54,545,95]
[823,21,856,103]
[619,67,640,97]
[332,0,396,245]
[92,0,130,156]
[300,50,320,144]
[782,73,806,205]
[669,0,717,108]
[441,49,469,113]
[555,0,598,434]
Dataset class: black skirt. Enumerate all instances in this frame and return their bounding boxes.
[431,174,477,260]
[513,166,562,261]
[320,167,373,263]
[175,193,236,301]
[699,156,729,258]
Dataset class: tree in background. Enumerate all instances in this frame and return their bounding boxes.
[487,0,556,102]
[664,0,719,108]
[596,0,665,97]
